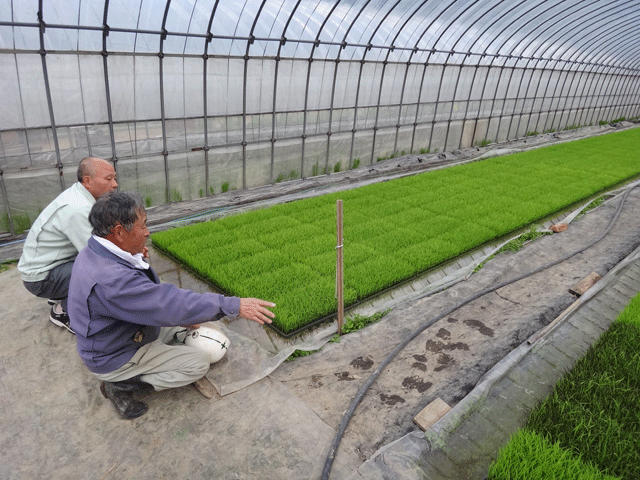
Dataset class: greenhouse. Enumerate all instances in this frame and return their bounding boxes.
[1,0,639,235]
[2,1,640,480]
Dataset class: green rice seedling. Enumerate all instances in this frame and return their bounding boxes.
[333,161,341,173]
[221,181,230,193]
[152,128,640,334]
[488,429,620,480]
[490,293,640,480]
[352,158,360,169]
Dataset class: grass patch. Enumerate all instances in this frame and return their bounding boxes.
[474,225,551,273]
[0,259,18,274]
[488,292,640,480]
[488,430,619,480]
[285,309,390,361]
[152,128,640,335]
[579,195,607,216]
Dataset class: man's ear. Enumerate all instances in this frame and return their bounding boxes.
[109,223,124,240]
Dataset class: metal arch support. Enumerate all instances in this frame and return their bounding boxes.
[388,0,432,156]
[538,2,638,133]
[37,0,65,192]
[159,0,172,203]
[453,0,529,149]
[101,0,119,178]
[582,29,640,125]
[532,0,630,133]
[507,0,584,139]
[492,0,593,139]
[0,171,14,235]
[362,0,406,166]
[438,0,518,151]
[503,1,586,139]
[241,0,269,190]
[513,0,603,136]
[424,0,484,152]
[325,0,373,173]
[471,0,583,144]
[202,1,224,198]
[407,0,464,155]
[301,0,342,179]
[556,19,640,128]
[269,0,303,183]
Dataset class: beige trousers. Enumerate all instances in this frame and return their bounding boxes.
[94,327,210,391]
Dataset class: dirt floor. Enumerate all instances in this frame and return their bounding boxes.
[1,122,639,479]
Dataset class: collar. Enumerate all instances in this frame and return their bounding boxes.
[92,235,149,270]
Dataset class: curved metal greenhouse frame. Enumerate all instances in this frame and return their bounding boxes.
[1,0,639,235]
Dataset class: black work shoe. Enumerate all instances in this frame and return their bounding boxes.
[100,380,149,420]
[49,305,75,335]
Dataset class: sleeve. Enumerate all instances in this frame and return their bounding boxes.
[95,268,241,328]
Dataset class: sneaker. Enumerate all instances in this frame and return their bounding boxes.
[49,304,75,335]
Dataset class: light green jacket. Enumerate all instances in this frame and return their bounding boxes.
[18,182,95,282]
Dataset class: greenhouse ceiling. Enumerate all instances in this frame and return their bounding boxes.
[1,0,639,236]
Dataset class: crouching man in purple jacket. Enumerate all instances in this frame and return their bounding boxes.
[68,191,275,420]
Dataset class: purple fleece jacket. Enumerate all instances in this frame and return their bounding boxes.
[68,237,240,374]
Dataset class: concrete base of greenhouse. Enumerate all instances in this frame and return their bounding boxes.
[347,247,640,480]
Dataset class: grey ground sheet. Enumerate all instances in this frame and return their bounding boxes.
[1,123,639,479]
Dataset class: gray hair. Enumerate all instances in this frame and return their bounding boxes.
[89,191,146,238]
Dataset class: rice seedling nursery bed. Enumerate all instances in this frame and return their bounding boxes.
[151,128,640,335]
[488,291,640,480]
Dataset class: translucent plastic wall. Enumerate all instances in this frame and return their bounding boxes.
[1,0,639,236]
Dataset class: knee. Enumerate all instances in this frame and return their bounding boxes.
[186,349,211,378]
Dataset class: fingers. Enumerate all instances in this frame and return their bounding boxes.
[239,298,276,325]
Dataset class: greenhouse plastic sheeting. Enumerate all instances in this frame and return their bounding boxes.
[1,0,640,235]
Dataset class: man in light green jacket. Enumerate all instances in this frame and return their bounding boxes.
[18,157,118,333]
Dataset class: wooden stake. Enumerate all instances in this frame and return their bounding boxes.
[336,199,344,335]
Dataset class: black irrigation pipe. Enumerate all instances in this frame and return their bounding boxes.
[321,181,639,480]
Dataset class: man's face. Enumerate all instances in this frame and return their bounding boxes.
[83,160,118,199]
[118,212,149,256]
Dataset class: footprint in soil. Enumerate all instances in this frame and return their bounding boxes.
[436,328,451,340]
[464,319,494,337]
[434,353,453,372]
[335,371,356,381]
[425,339,469,353]
[309,374,323,388]
[402,376,432,393]
[350,356,374,370]
[412,354,428,371]
[380,393,406,406]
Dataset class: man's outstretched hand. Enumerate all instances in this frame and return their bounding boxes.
[239,298,276,325]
